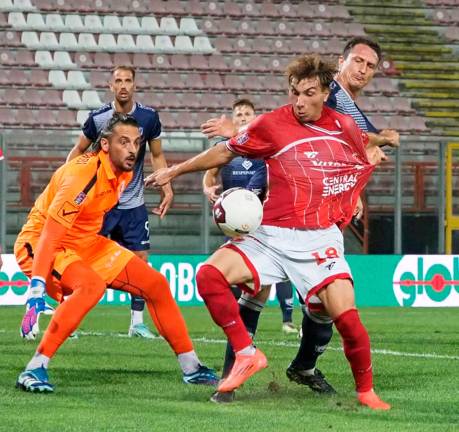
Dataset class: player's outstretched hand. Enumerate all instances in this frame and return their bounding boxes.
[203,184,221,203]
[366,146,388,166]
[145,167,174,188]
[201,115,238,139]
[380,129,400,147]
[152,184,174,219]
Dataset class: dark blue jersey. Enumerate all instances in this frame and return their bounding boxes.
[82,101,161,209]
[327,80,378,133]
[220,156,267,199]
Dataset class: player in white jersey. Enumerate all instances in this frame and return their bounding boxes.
[146,54,390,410]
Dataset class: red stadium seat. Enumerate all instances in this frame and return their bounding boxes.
[224,75,245,92]
[204,73,224,90]
[3,31,22,47]
[170,54,190,70]
[15,50,35,66]
[75,52,94,69]
[113,53,132,67]
[40,109,58,126]
[208,55,229,71]
[31,69,50,87]
[94,52,113,69]
[214,37,234,53]
[189,54,210,70]
[132,53,153,69]
[187,73,205,89]
[152,54,171,69]
[223,2,243,17]
[90,71,110,88]
[201,93,223,110]
[4,88,23,106]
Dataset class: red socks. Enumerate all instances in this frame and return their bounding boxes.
[334,308,373,392]
[196,264,252,352]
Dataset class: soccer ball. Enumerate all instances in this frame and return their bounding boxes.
[213,187,263,237]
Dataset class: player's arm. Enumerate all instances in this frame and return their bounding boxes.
[367,130,400,148]
[67,134,92,162]
[202,167,222,203]
[146,142,235,188]
[245,163,267,200]
[149,138,173,218]
[201,115,238,139]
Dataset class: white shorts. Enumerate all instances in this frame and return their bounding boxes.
[224,224,353,310]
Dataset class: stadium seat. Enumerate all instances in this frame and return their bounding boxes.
[3,88,23,106]
[15,50,35,66]
[98,33,117,51]
[39,32,59,50]
[160,17,179,34]
[76,109,89,126]
[152,54,170,69]
[90,70,110,88]
[40,109,58,126]
[34,50,53,67]
[186,72,205,90]
[13,0,36,11]
[49,70,68,88]
[224,75,245,91]
[8,11,26,28]
[59,32,78,50]
[117,34,136,51]
[4,30,21,46]
[122,16,141,33]
[63,89,82,108]
[78,33,97,50]
[140,17,159,34]
[175,35,194,52]
[20,31,41,49]
[155,35,174,52]
[0,50,14,66]
[59,109,77,127]
[81,90,102,109]
[76,52,95,68]
[180,18,201,35]
[30,69,49,86]
[194,36,214,53]
[170,54,190,69]
[186,54,208,71]
[204,73,224,90]
[201,93,223,110]
[84,15,103,32]
[113,52,131,66]
[104,15,123,33]
[68,70,89,89]
[44,13,65,31]
[209,55,228,71]
[54,51,76,68]
[136,35,155,52]
[64,14,85,32]
[132,53,152,69]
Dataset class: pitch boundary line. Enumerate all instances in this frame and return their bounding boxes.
[77,331,459,361]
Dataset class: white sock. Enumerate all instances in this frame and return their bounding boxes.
[177,350,200,374]
[237,345,256,356]
[130,310,143,327]
[26,352,50,370]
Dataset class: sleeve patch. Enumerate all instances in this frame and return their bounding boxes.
[56,201,80,225]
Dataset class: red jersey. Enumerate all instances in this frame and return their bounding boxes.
[226,105,374,229]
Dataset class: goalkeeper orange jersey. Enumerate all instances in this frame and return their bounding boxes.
[15,151,134,288]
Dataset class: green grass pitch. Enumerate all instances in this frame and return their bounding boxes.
[1,306,458,432]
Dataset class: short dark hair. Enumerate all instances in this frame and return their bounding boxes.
[112,65,136,80]
[232,98,255,112]
[342,37,382,63]
[93,113,139,152]
[285,54,337,90]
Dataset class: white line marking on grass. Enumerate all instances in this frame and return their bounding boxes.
[76,332,459,361]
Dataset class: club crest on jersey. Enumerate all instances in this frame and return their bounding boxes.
[236,132,249,146]
[304,151,318,159]
[139,126,144,136]
[73,191,87,205]
[242,159,253,170]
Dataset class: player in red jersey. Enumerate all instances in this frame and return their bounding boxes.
[146,54,390,410]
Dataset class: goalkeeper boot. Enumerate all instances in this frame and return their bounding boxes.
[217,348,267,393]
[128,323,156,339]
[16,366,54,393]
[183,365,219,385]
